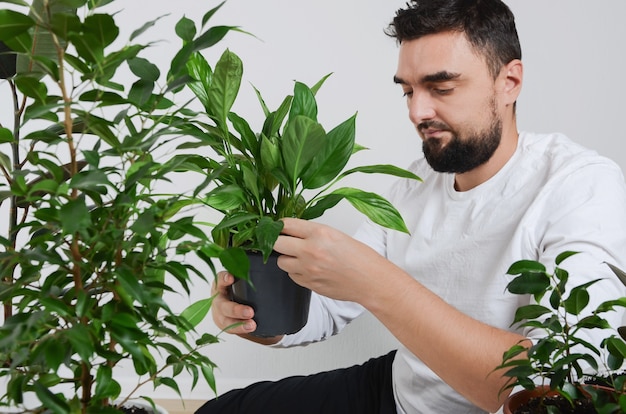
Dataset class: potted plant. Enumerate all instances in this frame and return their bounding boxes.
[181,49,422,336]
[0,0,241,412]
[497,251,626,413]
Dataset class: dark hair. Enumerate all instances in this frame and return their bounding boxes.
[386,0,522,79]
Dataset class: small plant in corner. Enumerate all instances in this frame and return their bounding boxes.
[497,251,626,413]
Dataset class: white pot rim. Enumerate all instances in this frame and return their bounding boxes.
[116,399,168,414]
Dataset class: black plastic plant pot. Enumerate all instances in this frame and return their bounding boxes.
[0,41,17,79]
[229,251,311,337]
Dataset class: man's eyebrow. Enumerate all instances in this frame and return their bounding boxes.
[393,75,407,85]
[393,71,461,85]
[422,71,461,83]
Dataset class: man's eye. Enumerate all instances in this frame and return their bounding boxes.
[433,88,453,95]
[402,90,413,97]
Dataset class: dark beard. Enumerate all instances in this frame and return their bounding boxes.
[421,110,502,174]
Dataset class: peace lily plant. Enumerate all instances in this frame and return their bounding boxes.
[0,0,244,412]
[183,49,422,280]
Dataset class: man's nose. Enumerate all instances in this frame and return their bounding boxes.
[408,91,436,126]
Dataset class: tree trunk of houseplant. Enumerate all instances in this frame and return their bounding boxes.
[229,251,311,337]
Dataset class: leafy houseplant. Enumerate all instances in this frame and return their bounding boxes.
[182,49,422,335]
[0,0,243,412]
[497,252,626,413]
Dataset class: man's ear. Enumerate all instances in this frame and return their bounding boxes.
[500,59,523,105]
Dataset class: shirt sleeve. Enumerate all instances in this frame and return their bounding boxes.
[523,158,626,348]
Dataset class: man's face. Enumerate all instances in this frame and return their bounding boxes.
[394,31,504,174]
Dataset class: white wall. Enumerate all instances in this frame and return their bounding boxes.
[3,0,626,404]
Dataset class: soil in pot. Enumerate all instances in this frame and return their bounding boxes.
[229,251,311,337]
[512,395,596,414]
[506,385,619,414]
[121,406,151,414]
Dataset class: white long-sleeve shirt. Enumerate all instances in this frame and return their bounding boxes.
[276,131,626,413]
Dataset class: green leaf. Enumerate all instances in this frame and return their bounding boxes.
[0,150,11,173]
[193,25,238,52]
[208,49,242,124]
[229,112,258,156]
[131,211,155,236]
[59,197,91,234]
[261,94,293,139]
[577,315,610,330]
[505,271,550,295]
[301,114,356,189]
[65,324,94,362]
[130,14,167,41]
[175,16,196,42]
[94,365,121,400]
[340,164,422,182]
[0,10,34,40]
[512,304,552,325]
[157,377,181,397]
[128,79,154,106]
[213,211,258,233]
[606,335,626,359]
[310,73,333,95]
[180,298,214,330]
[331,187,409,233]
[282,116,326,187]
[201,1,226,28]
[242,162,260,202]
[128,57,160,82]
[219,247,249,281]
[302,194,343,220]
[115,267,146,305]
[507,259,546,275]
[83,13,118,48]
[289,81,317,122]
[186,53,213,109]
[69,169,109,191]
[15,76,48,103]
[563,285,590,315]
[201,363,217,394]
[606,262,626,288]
[255,217,284,261]
[555,250,579,265]
[252,83,270,117]
[260,135,281,174]
[34,382,70,414]
[40,337,67,371]
[205,185,247,211]
[76,111,121,148]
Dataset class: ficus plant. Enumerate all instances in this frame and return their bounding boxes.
[181,48,422,280]
[497,251,626,413]
[0,0,242,412]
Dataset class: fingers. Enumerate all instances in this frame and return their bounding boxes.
[211,271,257,335]
[280,217,312,238]
[274,218,311,256]
[212,270,235,294]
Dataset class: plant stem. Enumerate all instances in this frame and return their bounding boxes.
[47,9,91,410]
[3,80,22,321]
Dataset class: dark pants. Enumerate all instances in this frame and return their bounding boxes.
[195,350,397,414]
